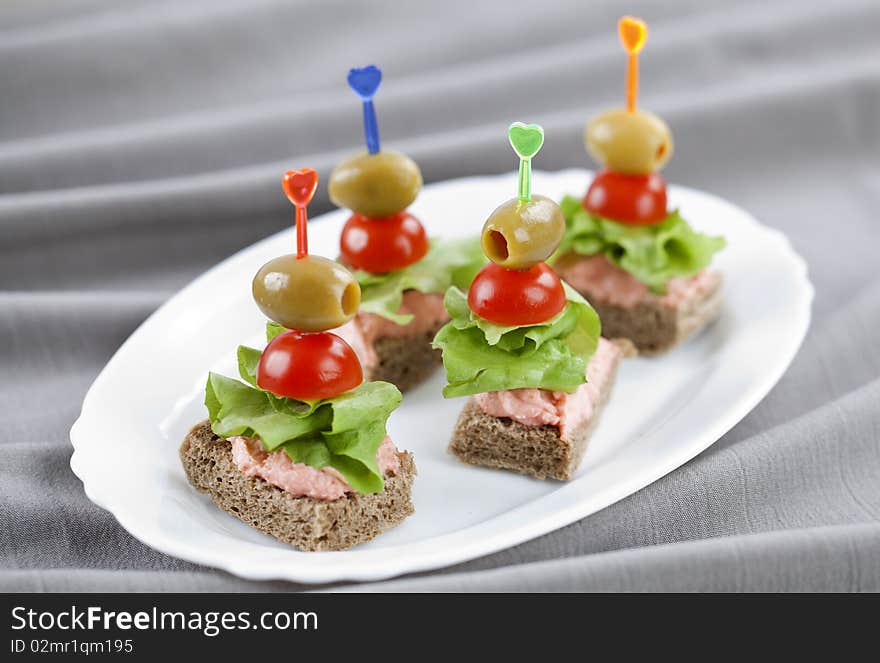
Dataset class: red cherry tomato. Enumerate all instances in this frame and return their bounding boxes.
[468,262,566,326]
[257,331,363,401]
[583,169,668,225]
[340,211,429,273]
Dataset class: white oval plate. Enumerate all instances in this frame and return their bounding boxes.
[70,169,812,584]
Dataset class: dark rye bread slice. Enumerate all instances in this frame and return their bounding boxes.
[562,267,723,355]
[338,257,445,392]
[448,361,621,481]
[365,319,446,392]
[590,272,722,355]
[179,421,416,552]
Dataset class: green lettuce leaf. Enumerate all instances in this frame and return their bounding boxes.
[266,322,286,342]
[205,360,402,494]
[556,195,725,293]
[432,283,600,398]
[237,345,261,386]
[281,434,384,495]
[205,373,332,449]
[353,236,487,325]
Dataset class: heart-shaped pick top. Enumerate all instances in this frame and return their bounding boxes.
[282,168,318,207]
[347,65,382,100]
[508,122,545,160]
[619,16,647,54]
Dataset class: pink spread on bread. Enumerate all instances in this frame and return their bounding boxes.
[556,253,715,309]
[229,435,400,501]
[474,337,622,440]
[333,290,448,370]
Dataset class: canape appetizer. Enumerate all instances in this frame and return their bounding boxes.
[180,169,415,551]
[329,65,485,390]
[434,124,627,480]
[554,17,725,354]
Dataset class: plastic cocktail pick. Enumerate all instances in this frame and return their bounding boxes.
[618,16,648,112]
[508,122,545,202]
[282,168,318,258]
[347,65,382,154]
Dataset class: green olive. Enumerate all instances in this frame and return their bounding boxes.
[252,254,360,332]
[481,195,565,270]
[328,150,422,218]
[585,108,673,175]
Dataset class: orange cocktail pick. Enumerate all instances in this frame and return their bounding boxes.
[282,168,319,258]
[618,16,647,112]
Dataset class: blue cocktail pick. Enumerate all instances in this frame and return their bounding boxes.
[347,65,382,154]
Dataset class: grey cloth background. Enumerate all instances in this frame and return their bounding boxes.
[1,0,878,592]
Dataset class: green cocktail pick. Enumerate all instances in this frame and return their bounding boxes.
[508,122,544,202]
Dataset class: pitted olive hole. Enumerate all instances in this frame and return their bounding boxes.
[341,282,359,316]
[488,230,509,261]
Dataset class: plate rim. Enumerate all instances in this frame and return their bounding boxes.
[69,168,814,584]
